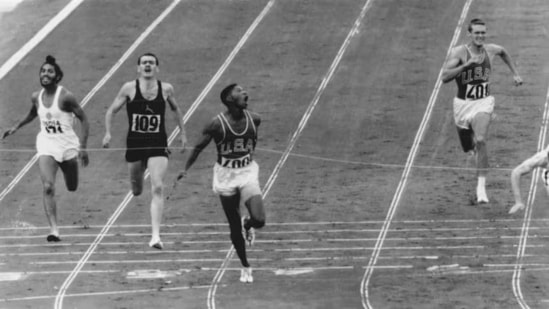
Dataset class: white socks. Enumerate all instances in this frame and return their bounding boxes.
[477,176,489,203]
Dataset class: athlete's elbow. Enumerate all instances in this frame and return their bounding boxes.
[441,75,452,84]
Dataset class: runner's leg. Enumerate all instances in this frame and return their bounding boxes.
[147,156,168,247]
[244,195,265,230]
[38,155,60,238]
[471,112,491,202]
[59,157,79,191]
[128,160,146,196]
[220,193,250,267]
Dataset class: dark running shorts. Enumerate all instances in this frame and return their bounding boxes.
[125,146,169,163]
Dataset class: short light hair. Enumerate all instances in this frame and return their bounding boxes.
[468,18,486,32]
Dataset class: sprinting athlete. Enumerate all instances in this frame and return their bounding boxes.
[442,18,522,204]
[102,53,186,249]
[2,55,89,241]
[179,83,266,283]
[509,146,549,214]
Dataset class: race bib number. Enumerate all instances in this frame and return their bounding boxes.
[466,82,489,101]
[131,114,160,133]
[220,154,252,169]
[42,120,63,134]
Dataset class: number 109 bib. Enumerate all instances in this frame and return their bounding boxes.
[131,114,161,133]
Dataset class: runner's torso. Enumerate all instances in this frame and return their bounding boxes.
[455,45,491,100]
[126,79,167,148]
[37,86,78,141]
[215,110,257,169]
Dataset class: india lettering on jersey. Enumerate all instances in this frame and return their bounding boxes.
[455,46,492,101]
[37,86,76,136]
[216,110,257,169]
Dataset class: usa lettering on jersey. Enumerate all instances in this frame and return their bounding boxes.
[219,138,255,155]
[460,66,490,84]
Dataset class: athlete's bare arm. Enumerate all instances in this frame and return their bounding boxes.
[510,151,548,211]
[164,82,187,153]
[486,44,523,86]
[178,117,222,179]
[249,111,261,128]
[2,93,39,139]
[61,91,89,166]
[441,46,483,83]
[102,82,132,148]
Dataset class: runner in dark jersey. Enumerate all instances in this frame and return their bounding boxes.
[125,78,169,162]
[442,18,522,204]
[102,53,187,249]
[179,83,265,283]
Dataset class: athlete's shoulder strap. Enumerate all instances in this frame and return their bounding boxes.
[216,114,226,145]
[245,110,256,135]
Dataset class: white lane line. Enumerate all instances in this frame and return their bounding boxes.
[9,240,549,250]
[3,248,546,258]
[0,218,535,230]
[418,266,549,277]
[512,80,549,309]
[2,284,218,303]
[359,1,474,308]
[34,258,413,266]
[207,1,376,308]
[54,1,275,309]
[0,230,532,241]
[0,0,176,204]
[0,0,84,81]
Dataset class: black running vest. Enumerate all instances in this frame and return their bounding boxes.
[126,79,167,149]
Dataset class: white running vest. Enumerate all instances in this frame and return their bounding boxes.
[36,86,79,147]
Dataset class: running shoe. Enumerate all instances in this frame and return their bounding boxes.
[240,267,253,283]
[149,238,164,250]
[46,234,61,242]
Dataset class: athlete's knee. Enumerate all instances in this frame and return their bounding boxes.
[131,184,143,196]
[254,218,265,229]
[151,184,163,197]
[43,182,55,196]
[67,182,78,192]
[475,135,487,147]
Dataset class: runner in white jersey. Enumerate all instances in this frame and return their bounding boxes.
[442,18,522,204]
[2,55,89,241]
[179,83,265,283]
[509,146,549,214]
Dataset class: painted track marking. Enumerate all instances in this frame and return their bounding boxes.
[512,81,549,309]
[0,218,540,230]
[0,0,84,81]
[359,1,474,308]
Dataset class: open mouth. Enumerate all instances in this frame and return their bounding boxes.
[244,95,249,102]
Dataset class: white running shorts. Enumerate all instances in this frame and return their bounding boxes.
[212,160,262,201]
[453,95,495,129]
[36,133,79,163]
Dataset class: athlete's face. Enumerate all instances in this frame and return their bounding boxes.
[468,24,486,47]
[39,64,57,87]
[137,55,159,78]
[230,86,249,109]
